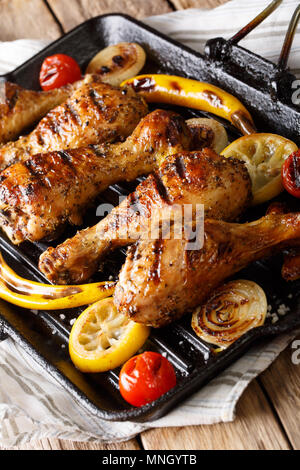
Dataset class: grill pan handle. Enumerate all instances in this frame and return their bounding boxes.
[204,1,299,107]
[270,4,300,102]
[278,4,300,71]
[230,0,282,44]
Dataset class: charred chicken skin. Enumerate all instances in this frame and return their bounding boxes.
[0,80,77,145]
[39,148,252,284]
[0,110,192,244]
[282,248,300,281]
[0,74,147,171]
[266,201,300,282]
[114,212,300,327]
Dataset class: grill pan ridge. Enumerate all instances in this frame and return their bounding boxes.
[0,13,299,422]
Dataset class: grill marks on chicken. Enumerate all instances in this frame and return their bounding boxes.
[39,149,252,284]
[0,75,148,170]
[0,80,76,145]
[114,212,300,327]
[0,110,192,244]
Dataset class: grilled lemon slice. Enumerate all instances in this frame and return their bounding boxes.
[69,297,150,373]
[221,133,298,205]
[86,42,146,87]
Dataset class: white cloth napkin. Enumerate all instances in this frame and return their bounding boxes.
[0,0,299,447]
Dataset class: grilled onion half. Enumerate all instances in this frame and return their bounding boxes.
[86,42,146,86]
[186,118,228,153]
[191,280,267,349]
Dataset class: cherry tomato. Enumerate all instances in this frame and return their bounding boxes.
[39,54,81,91]
[119,351,176,407]
[282,150,300,199]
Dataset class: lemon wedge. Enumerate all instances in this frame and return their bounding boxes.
[221,133,298,205]
[69,297,150,373]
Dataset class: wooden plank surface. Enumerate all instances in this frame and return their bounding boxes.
[47,0,172,32]
[260,335,300,450]
[1,437,140,450]
[0,0,61,41]
[141,380,291,450]
[170,0,229,9]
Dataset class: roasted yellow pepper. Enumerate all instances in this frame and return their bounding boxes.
[122,74,256,135]
[0,252,115,310]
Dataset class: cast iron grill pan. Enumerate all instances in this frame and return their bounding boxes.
[0,14,299,422]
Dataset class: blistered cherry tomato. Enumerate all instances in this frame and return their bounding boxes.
[119,351,176,407]
[282,150,300,199]
[39,54,81,91]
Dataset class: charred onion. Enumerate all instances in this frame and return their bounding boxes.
[191,280,267,349]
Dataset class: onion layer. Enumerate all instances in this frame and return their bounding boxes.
[86,42,146,87]
[191,279,267,349]
[186,118,228,154]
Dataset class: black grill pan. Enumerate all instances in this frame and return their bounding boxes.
[0,13,299,423]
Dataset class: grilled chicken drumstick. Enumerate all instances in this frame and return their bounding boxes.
[0,74,147,171]
[114,212,300,327]
[0,110,192,244]
[0,80,78,145]
[39,148,252,284]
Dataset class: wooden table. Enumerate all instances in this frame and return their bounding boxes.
[0,0,299,451]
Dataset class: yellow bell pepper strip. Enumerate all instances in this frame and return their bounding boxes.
[122,74,256,135]
[0,252,115,310]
